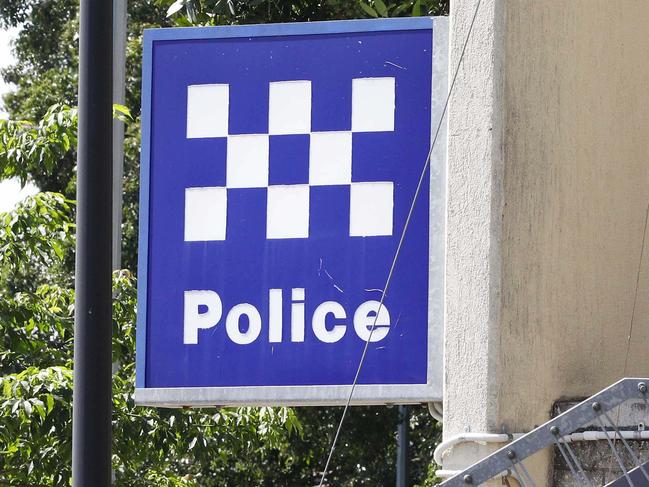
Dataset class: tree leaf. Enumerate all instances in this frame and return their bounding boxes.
[166,0,185,17]
[393,2,412,15]
[112,104,132,123]
[374,0,388,17]
[46,394,54,413]
[33,401,46,420]
[412,0,422,16]
[359,1,378,18]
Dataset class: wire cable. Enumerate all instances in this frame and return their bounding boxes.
[554,439,584,487]
[563,440,594,487]
[608,199,649,479]
[317,2,483,485]
[623,200,649,375]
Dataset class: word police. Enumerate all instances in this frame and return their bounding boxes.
[184,288,391,345]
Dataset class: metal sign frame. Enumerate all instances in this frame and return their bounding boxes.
[135,17,448,407]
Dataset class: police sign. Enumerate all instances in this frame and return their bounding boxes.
[135,17,447,406]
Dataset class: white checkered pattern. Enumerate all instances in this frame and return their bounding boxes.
[184,78,396,241]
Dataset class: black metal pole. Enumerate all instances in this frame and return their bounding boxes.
[72,0,113,485]
[396,405,409,487]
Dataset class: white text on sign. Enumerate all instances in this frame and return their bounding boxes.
[183,288,391,345]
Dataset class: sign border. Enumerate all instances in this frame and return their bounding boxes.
[135,16,447,406]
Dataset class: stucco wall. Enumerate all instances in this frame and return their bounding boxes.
[444,0,505,436]
[500,0,649,431]
[443,0,649,481]
[444,0,506,472]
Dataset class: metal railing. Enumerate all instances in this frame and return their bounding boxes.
[440,378,649,487]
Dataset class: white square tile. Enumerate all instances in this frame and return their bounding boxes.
[184,187,227,241]
[349,182,393,237]
[267,185,310,239]
[186,84,229,138]
[226,134,269,188]
[268,80,311,135]
[309,131,352,186]
[351,77,395,133]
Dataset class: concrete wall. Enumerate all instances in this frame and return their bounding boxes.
[443,0,649,482]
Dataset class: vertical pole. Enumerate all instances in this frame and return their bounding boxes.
[396,405,409,487]
[112,0,127,271]
[72,0,113,485]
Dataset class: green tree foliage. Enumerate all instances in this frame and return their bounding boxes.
[0,193,300,486]
[0,191,74,292]
[165,0,363,25]
[0,0,447,484]
[0,105,77,194]
[357,0,446,18]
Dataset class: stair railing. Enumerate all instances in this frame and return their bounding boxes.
[440,378,649,487]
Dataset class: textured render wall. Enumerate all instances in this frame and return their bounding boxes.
[443,0,505,468]
[443,0,649,480]
[499,1,649,430]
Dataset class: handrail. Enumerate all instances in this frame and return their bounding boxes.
[439,378,649,487]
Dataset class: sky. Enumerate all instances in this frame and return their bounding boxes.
[0,27,39,213]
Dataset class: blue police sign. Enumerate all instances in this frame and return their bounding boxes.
[135,17,447,406]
